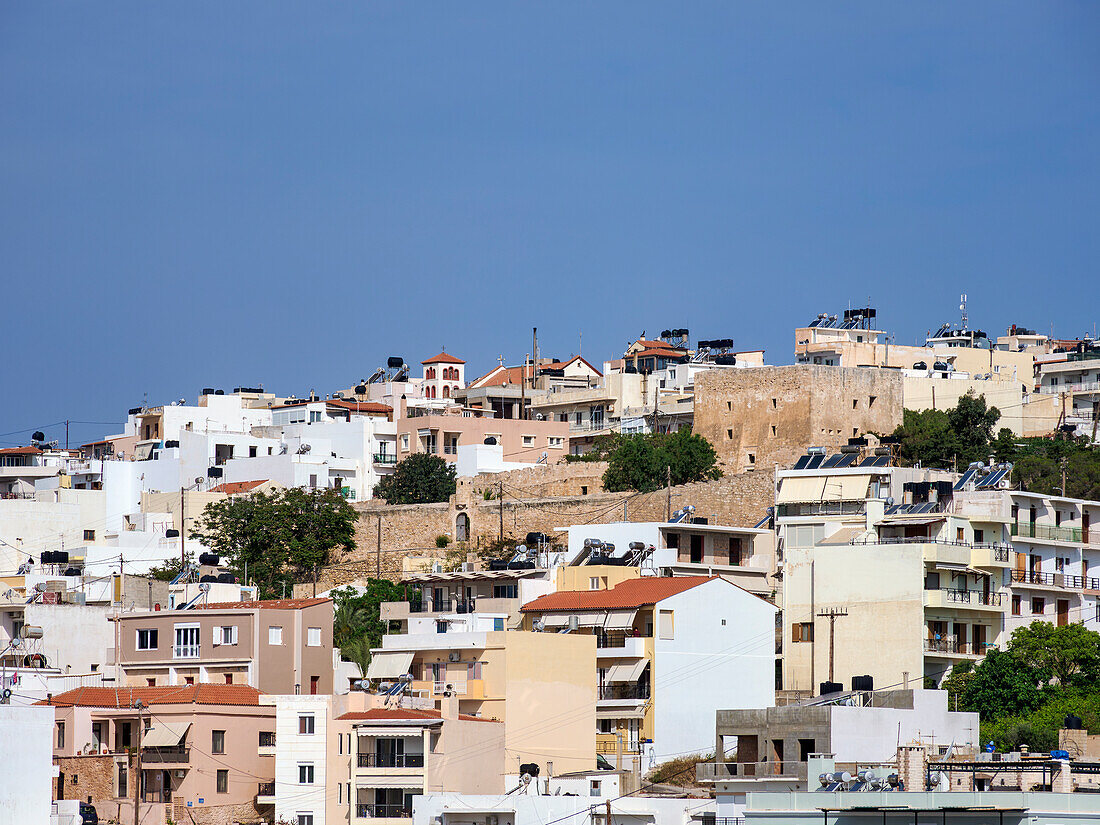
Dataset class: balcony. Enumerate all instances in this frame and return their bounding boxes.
[356,804,412,820]
[357,753,424,769]
[924,588,1003,611]
[1011,522,1089,544]
[598,684,650,701]
[256,782,275,803]
[374,453,398,465]
[258,731,275,756]
[596,737,642,755]
[1011,570,1100,591]
[142,746,190,764]
[971,544,1011,567]
[696,761,805,783]
[924,638,995,657]
[595,636,646,659]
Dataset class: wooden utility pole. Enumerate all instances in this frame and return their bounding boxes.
[312,564,318,597]
[665,466,672,521]
[1061,456,1068,497]
[180,486,186,568]
[1092,400,1100,444]
[817,608,849,683]
[376,514,382,578]
[605,798,612,825]
[133,700,144,825]
[498,482,504,540]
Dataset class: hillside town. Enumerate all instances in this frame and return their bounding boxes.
[7,307,1100,824]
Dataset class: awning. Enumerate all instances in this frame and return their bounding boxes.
[877,516,946,527]
[602,612,637,630]
[817,527,862,546]
[142,722,190,748]
[819,475,872,501]
[366,651,414,680]
[133,443,155,461]
[776,476,827,504]
[605,660,648,683]
[539,614,571,628]
[353,725,439,736]
[595,708,647,720]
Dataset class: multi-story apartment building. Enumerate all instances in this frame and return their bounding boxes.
[262,692,504,825]
[394,403,570,466]
[115,597,333,693]
[563,520,777,598]
[368,622,596,774]
[45,684,274,818]
[519,576,776,765]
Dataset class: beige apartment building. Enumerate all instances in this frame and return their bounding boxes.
[45,684,275,819]
[263,692,504,825]
[368,626,596,774]
[115,597,333,694]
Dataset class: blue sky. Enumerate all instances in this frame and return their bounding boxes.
[2,3,1097,446]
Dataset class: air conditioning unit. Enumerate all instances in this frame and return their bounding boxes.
[448,651,461,662]
[459,562,475,573]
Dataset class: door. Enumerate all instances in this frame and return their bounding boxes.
[1058,599,1070,627]
[690,534,704,564]
[310,675,319,695]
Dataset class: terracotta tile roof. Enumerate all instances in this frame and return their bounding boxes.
[0,446,43,455]
[187,597,332,611]
[634,339,684,351]
[631,348,688,359]
[422,352,465,365]
[520,576,715,613]
[335,708,499,723]
[468,365,533,388]
[325,400,393,415]
[209,479,270,495]
[40,684,264,708]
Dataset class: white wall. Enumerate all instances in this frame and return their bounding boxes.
[270,695,331,825]
[828,690,979,762]
[414,791,713,825]
[652,579,777,762]
[0,704,55,825]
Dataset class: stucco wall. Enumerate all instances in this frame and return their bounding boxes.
[2,705,57,825]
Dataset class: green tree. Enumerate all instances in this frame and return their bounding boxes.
[148,551,195,582]
[941,661,975,712]
[602,428,721,493]
[892,392,1001,468]
[189,487,357,598]
[330,580,414,652]
[1007,621,1100,687]
[374,453,457,504]
[947,392,1001,464]
[962,648,1044,721]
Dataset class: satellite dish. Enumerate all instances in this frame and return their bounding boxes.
[195,477,204,485]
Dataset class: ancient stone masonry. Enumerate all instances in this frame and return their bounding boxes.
[310,465,776,590]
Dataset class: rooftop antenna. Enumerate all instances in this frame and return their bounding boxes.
[960,294,968,331]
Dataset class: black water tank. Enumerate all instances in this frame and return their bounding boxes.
[207,467,223,478]
[200,575,218,583]
[199,553,220,566]
[388,356,404,369]
[852,675,874,692]
[217,573,236,584]
[128,407,143,416]
[520,763,540,777]
[164,440,179,448]
[820,681,843,696]
[32,431,46,442]
[202,388,215,396]
[487,560,509,571]
[62,567,80,577]
[1065,714,1084,730]
[165,529,180,538]
[714,354,737,366]
[355,385,367,394]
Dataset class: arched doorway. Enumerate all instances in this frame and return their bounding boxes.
[456,512,470,542]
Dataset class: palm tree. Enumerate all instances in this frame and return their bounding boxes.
[333,601,369,648]
[339,635,372,679]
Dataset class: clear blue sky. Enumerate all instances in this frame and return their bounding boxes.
[2,3,1097,447]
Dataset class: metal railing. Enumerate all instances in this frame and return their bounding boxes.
[596,633,629,648]
[356,804,411,819]
[257,782,275,797]
[443,445,457,455]
[142,746,190,763]
[598,685,649,701]
[358,753,424,768]
[259,732,276,747]
[924,638,995,655]
[373,453,397,465]
[595,740,643,755]
[974,543,1011,562]
[696,761,803,781]
[1011,522,1100,544]
[928,588,1003,606]
[433,680,467,694]
[1011,570,1100,590]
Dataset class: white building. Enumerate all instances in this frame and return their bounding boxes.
[0,704,55,825]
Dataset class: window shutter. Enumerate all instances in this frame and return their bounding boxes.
[212,627,223,646]
[229,626,238,645]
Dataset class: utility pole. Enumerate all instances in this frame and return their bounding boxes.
[132,699,144,825]
[312,564,318,597]
[65,420,69,450]
[816,608,849,683]
[1061,456,1068,497]
[1092,400,1100,444]
[180,486,186,568]
[666,466,672,521]
[376,514,382,579]
[498,482,504,540]
[605,798,612,825]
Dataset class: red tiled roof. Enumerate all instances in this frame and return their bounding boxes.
[335,708,499,723]
[325,400,393,415]
[422,352,465,365]
[634,339,684,351]
[631,348,687,359]
[188,597,331,611]
[40,684,264,708]
[520,576,716,613]
[468,365,533,388]
[0,446,43,455]
[209,479,270,495]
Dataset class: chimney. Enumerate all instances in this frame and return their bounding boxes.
[1052,758,1074,793]
[399,394,407,420]
[898,745,926,792]
[439,693,459,721]
[865,497,886,534]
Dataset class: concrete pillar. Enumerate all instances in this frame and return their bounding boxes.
[1053,759,1073,794]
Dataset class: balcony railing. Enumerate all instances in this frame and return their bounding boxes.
[927,588,1003,606]
[257,782,275,798]
[259,732,276,747]
[598,685,650,701]
[924,638,995,655]
[373,453,398,465]
[443,445,458,455]
[696,761,804,781]
[173,645,200,659]
[142,746,190,763]
[595,740,643,754]
[1011,522,1093,544]
[411,599,475,613]
[1010,570,1100,590]
[358,753,424,768]
[357,804,411,819]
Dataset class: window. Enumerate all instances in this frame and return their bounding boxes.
[136,629,159,650]
[296,815,314,825]
[549,437,563,448]
[298,715,315,735]
[147,678,156,687]
[224,673,233,684]
[117,763,127,798]
[522,435,535,448]
[659,609,674,640]
[974,528,985,544]
[173,624,200,658]
[213,626,238,646]
[83,529,95,541]
[216,769,228,793]
[184,676,195,685]
[310,411,322,423]
[212,730,225,754]
[400,434,410,451]
[249,446,257,458]
[1032,598,1045,615]
[494,617,505,631]
[307,627,322,647]
[1012,595,1022,616]
[436,620,448,634]
[590,779,601,797]
[581,486,588,496]
[492,583,517,599]
[792,622,814,643]
[56,722,65,749]
[957,527,965,542]
[298,764,315,784]
[268,626,283,646]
